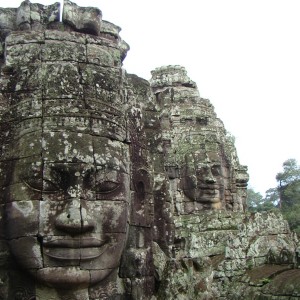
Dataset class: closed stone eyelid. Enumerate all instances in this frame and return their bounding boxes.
[43,178,63,193]
[95,180,120,194]
[23,178,62,193]
[22,179,43,192]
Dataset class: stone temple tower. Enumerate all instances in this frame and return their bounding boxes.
[0,1,299,300]
[150,65,249,213]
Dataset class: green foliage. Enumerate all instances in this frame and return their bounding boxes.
[247,188,263,212]
[246,188,277,212]
[280,180,300,208]
[248,158,300,234]
[276,158,300,187]
[282,203,300,235]
[246,188,262,205]
[265,188,279,202]
[275,159,300,234]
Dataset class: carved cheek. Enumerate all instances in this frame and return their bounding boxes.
[85,200,129,234]
[8,236,43,270]
[87,174,130,234]
[181,175,197,201]
[5,200,43,271]
[183,175,197,190]
[39,199,65,236]
[5,200,40,238]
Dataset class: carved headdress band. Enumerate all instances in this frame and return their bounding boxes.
[0,0,131,151]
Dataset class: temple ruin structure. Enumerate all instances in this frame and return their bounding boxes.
[0,1,299,299]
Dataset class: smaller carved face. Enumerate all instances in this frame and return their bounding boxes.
[180,153,226,207]
[5,131,130,288]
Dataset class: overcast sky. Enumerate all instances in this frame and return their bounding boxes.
[3,0,300,195]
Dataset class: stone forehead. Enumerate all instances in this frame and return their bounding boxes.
[6,129,129,155]
[0,27,129,139]
[0,112,128,152]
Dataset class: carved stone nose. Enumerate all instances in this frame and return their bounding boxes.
[205,176,216,184]
[55,198,95,234]
[204,168,216,184]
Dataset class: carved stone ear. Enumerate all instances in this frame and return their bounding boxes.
[131,169,152,227]
[134,169,151,199]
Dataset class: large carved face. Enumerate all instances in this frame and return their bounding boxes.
[0,21,133,288]
[5,130,130,288]
[180,151,227,209]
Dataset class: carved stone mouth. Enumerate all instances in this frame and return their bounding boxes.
[198,184,224,189]
[200,189,219,195]
[43,238,108,261]
[43,238,106,248]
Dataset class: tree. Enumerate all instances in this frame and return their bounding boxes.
[282,203,300,234]
[276,159,300,187]
[247,188,263,212]
[246,188,277,212]
[264,188,279,207]
[276,159,300,208]
[247,159,300,234]
[275,159,300,234]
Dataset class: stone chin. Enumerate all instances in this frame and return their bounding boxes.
[8,239,120,289]
[35,267,115,289]
[185,188,222,204]
[196,196,222,204]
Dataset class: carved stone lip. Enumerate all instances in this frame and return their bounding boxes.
[199,190,219,195]
[43,238,108,261]
[43,237,106,249]
[198,184,224,189]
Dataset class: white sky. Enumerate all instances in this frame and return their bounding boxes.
[2,0,300,195]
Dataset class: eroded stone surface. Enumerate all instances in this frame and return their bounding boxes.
[0,1,299,300]
[150,65,248,213]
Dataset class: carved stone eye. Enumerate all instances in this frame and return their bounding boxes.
[196,166,208,176]
[24,177,43,192]
[24,178,61,193]
[95,181,120,194]
[43,179,61,193]
[184,175,197,189]
[211,166,221,176]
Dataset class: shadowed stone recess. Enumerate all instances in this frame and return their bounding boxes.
[0,1,299,299]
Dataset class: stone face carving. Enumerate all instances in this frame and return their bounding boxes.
[5,133,130,288]
[150,66,248,212]
[0,1,299,300]
[0,1,141,298]
[180,152,227,209]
